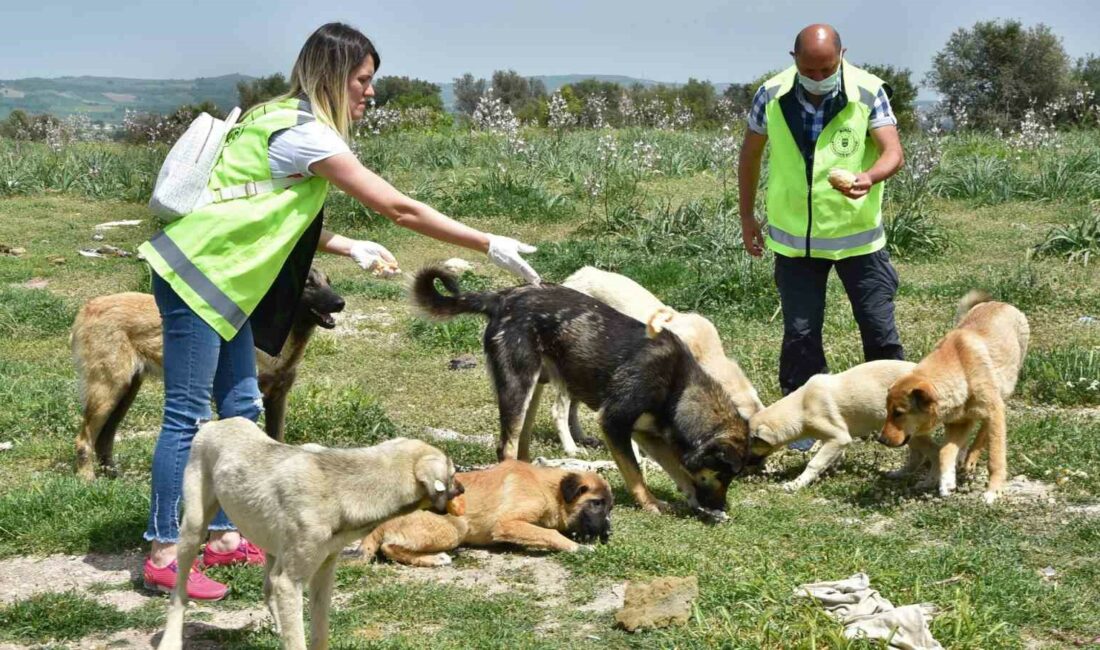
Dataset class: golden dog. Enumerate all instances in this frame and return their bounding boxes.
[71,267,344,479]
[879,291,1029,504]
[360,460,613,566]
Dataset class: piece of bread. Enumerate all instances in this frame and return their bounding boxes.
[828,168,858,191]
[371,259,401,278]
[446,493,467,517]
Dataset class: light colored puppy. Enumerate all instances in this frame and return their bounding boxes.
[748,360,930,490]
[157,418,461,650]
[879,292,1029,504]
[550,266,764,455]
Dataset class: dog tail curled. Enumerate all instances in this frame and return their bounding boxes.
[956,289,994,322]
[645,307,676,339]
[413,266,500,318]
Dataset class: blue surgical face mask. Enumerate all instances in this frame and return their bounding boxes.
[798,64,841,96]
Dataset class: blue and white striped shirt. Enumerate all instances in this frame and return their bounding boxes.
[746,74,896,144]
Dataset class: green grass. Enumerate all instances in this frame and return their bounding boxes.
[1,128,1099,648]
[406,315,484,354]
[1032,203,1100,265]
[0,591,131,642]
[281,384,400,447]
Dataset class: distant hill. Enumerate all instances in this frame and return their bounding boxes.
[0,74,251,122]
[1,73,737,122]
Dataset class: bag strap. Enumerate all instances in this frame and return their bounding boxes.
[211,176,308,202]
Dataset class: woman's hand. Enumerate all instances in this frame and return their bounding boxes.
[349,240,399,277]
[487,235,540,284]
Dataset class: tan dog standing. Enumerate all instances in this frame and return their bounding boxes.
[878,292,1029,504]
[71,268,344,479]
[361,460,613,566]
[156,418,461,650]
[748,360,926,490]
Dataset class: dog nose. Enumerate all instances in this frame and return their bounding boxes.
[333,297,346,312]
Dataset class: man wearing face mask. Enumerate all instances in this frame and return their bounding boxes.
[738,24,905,449]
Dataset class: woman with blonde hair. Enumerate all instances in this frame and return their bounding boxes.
[137,22,539,599]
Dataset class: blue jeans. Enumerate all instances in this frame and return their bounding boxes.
[144,272,263,543]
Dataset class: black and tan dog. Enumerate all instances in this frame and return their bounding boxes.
[360,460,612,566]
[71,267,344,479]
[412,267,750,517]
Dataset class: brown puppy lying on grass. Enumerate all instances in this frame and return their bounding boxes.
[879,291,1029,504]
[361,460,613,566]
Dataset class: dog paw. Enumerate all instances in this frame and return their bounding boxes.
[578,436,604,449]
[426,552,453,566]
[781,480,806,492]
[697,508,729,524]
[883,467,911,480]
[982,491,1000,505]
[938,482,956,498]
[640,499,670,515]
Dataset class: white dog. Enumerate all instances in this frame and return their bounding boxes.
[748,360,932,490]
[157,418,461,650]
[549,266,764,455]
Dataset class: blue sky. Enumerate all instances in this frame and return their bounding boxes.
[3,0,1098,98]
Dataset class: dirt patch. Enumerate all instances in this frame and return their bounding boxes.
[1000,475,1057,502]
[0,552,143,606]
[0,606,269,650]
[0,552,271,649]
[425,427,495,447]
[577,582,626,613]
[1066,503,1100,517]
[389,548,570,607]
[331,308,398,340]
[863,515,893,536]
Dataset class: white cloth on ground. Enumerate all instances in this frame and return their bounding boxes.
[795,573,942,650]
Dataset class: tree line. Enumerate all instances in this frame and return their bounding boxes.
[2,18,1098,143]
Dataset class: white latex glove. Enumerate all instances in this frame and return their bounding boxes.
[349,240,400,277]
[486,234,540,285]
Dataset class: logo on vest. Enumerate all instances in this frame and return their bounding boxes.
[830,127,859,157]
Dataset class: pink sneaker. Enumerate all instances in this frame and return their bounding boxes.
[143,558,228,601]
[202,538,266,567]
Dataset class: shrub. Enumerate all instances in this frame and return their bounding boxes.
[1021,346,1100,406]
[281,385,398,447]
[1032,204,1100,264]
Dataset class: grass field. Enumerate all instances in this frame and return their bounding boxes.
[0,126,1098,649]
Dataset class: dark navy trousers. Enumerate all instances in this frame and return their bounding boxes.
[774,249,905,396]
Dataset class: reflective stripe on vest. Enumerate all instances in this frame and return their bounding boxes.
[768,223,885,252]
[146,231,248,331]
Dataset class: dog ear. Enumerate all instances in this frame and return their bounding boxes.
[686,438,744,475]
[908,381,938,414]
[683,445,706,472]
[560,473,589,503]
